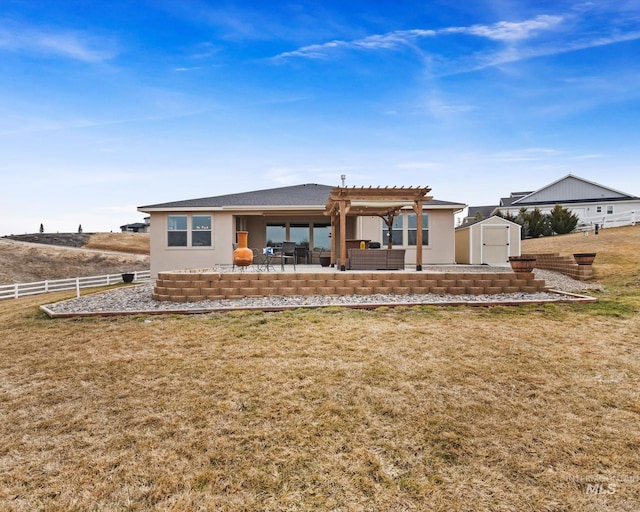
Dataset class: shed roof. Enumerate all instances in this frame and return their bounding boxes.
[456,215,521,230]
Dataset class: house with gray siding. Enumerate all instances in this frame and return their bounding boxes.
[464,174,639,230]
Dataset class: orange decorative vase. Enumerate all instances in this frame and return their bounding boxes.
[233,231,253,267]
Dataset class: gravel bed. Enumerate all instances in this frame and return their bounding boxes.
[41,269,601,316]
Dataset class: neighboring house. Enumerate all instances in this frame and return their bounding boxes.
[463,174,640,229]
[120,218,150,233]
[462,205,497,225]
[455,215,521,265]
[138,183,466,277]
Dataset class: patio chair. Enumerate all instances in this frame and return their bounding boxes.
[231,242,238,271]
[251,247,262,271]
[277,241,296,271]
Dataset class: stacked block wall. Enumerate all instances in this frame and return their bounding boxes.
[522,253,593,281]
[153,270,547,302]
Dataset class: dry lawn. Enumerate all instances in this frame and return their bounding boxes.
[84,232,150,255]
[0,227,639,511]
[522,223,640,289]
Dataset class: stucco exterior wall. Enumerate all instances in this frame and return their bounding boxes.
[149,211,235,277]
[425,209,457,264]
[148,207,460,276]
[149,211,331,277]
[358,209,457,265]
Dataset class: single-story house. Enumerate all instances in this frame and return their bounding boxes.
[120,217,150,233]
[455,215,521,265]
[138,183,466,277]
[464,174,640,229]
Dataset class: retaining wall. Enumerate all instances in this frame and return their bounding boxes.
[522,253,593,281]
[153,270,547,302]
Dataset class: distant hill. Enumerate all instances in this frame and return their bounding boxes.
[0,232,149,285]
[3,232,149,255]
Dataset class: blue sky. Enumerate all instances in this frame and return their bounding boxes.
[1,0,639,235]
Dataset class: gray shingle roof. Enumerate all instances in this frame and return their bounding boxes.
[139,184,335,209]
[466,205,497,219]
[139,184,466,210]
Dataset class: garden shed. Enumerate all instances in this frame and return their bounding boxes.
[455,215,521,265]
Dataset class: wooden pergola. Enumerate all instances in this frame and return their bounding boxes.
[324,186,433,271]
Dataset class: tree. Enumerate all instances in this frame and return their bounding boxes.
[78,224,83,234]
[474,211,484,221]
[549,204,578,234]
[520,208,551,238]
[39,223,44,233]
[494,209,517,222]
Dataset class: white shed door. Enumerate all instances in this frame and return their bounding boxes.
[482,225,509,264]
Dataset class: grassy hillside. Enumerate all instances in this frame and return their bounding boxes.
[85,232,150,254]
[522,224,640,289]
[0,233,149,285]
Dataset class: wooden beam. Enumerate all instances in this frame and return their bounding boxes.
[340,201,347,269]
[415,200,423,271]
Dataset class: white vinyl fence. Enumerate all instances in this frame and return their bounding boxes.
[579,210,638,230]
[0,271,151,301]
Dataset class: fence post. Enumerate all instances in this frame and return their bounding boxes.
[76,278,80,298]
[14,284,18,299]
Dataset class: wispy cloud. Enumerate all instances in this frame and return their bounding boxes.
[467,30,640,72]
[271,12,640,74]
[272,29,436,60]
[0,21,117,62]
[444,15,562,41]
[489,148,566,162]
[395,162,439,170]
[267,168,303,185]
[0,111,205,136]
[272,16,559,61]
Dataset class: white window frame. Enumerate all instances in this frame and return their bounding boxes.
[167,214,213,248]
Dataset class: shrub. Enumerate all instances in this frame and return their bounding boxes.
[549,204,579,234]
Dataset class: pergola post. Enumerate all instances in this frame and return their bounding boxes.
[339,200,347,271]
[415,200,423,271]
[330,215,336,267]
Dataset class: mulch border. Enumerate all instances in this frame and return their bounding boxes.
[39,289,597,318]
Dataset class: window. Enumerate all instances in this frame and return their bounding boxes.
[380,211,430,246]
[407,213,429,246]
[168,215,187,246]
[290,223,310,247]
[266,223,286,246]
[192,215,211,246]
[168,214,213,247]
[312,223,331,250]
[596,206,602,213]
[383,215,403,246]
[607,205,613,214]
